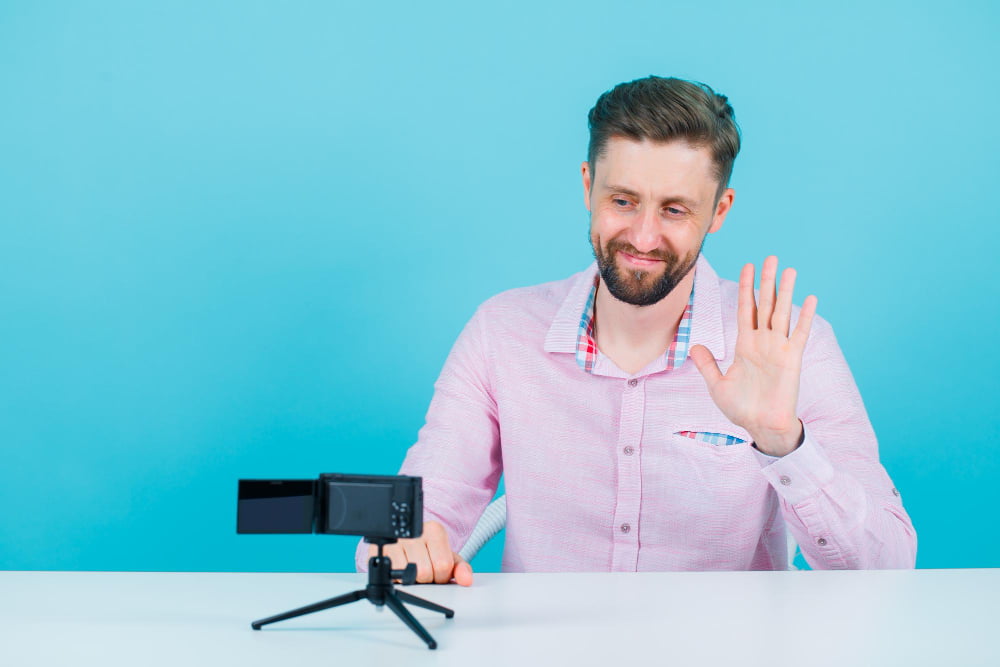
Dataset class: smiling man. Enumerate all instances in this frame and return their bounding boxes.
[357,76,916,583]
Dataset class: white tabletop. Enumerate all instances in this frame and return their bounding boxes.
[2,569,998,666]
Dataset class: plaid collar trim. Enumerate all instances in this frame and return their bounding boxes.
[575,275,600,372]
[575,276,696,374]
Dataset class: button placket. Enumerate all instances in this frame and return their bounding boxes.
[611,373,644,571]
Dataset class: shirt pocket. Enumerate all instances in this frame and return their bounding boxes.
[665,422,757,476]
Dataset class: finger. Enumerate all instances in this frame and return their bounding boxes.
[689,344,723,391]
[790,294,818,348]
[401,540,433,584]
[452,552,474,587]
[757,256,778,329]
[772,267,797,338]
[737,262,756,332]
[424,523,457,584]
[382,543,407,570]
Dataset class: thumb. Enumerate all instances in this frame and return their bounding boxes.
[452,551,474,587]
[689,344,723,389]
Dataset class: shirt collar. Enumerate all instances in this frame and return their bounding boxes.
[688,254,727,362]
[544,255,727,366]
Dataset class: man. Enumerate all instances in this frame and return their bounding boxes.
[356,76,916,583]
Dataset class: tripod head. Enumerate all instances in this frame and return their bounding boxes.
[363,536,417,585]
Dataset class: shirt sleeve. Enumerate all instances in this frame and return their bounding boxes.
[355,306,502,571]
[753,316,917,569]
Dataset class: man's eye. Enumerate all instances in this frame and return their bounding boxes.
[665,206,685,216]
[613,198,631,207]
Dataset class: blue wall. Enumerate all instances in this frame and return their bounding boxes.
[2,0,997,572]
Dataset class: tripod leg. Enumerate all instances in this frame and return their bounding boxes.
[396,589,455,618]
[383,591,439,650]
[251,589,366,630]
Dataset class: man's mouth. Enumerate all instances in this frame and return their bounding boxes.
[618,250,664,268]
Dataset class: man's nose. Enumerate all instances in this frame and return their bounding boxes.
[627,208,661,254]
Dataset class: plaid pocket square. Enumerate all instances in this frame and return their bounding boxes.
[676,431,747,446]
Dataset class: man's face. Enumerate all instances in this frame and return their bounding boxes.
[583,137,734,306]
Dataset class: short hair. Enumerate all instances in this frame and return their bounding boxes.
[587,76,741,197]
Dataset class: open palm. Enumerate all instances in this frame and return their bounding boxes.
[689,256,817,457]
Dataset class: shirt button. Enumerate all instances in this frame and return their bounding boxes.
[627,378,638,387]
[892,487,900,497]
[817,537,828,546]
[779,475,792,486]
[620,523,631,534]
[623,446,634,456]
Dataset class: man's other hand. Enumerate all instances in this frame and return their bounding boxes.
[367,520,474,586]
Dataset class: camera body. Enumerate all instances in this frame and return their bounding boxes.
[237,473,423,540]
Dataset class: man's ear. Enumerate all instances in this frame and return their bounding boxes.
[708,187,735,234]
[581,161,593,212]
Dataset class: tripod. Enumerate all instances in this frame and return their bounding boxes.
[250,538,455,649]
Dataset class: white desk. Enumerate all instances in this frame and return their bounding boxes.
[2,569,997,666]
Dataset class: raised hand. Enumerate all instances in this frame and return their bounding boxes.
[689,256,818,457]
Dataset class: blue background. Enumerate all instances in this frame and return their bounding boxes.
[1,0,997,572]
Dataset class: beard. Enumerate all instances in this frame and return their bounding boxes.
[591,233,703,307]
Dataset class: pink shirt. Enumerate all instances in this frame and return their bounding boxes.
[356,256,916,571]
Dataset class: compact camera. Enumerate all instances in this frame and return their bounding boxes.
[237,473,423,540]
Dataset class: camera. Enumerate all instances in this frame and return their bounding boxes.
[237,473,423,540]
[238,473,452,649]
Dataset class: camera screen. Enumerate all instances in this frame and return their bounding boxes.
[324,481,394,535]
[237,480,316,533]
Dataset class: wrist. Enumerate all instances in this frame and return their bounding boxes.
[750,420,804,457]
